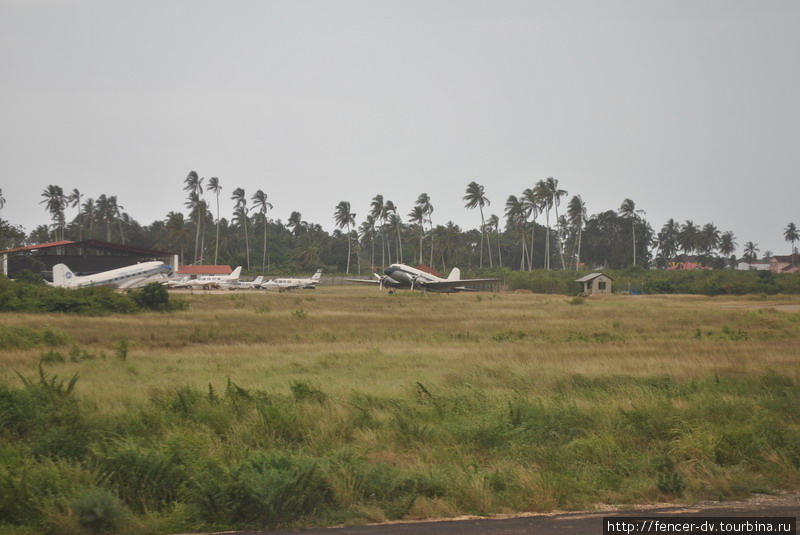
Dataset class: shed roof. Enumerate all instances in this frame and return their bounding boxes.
[0,240,175,256]
[0,240,75,255]
[575,272,614,283]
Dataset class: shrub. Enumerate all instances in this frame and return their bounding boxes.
[70,487,123,534]
[131,282,171,311]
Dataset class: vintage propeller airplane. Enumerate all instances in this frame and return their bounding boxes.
[346,264,499,293]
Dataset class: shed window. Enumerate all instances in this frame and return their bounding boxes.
[598,281,607,290]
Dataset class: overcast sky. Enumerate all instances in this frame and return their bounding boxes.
[1,0,798,256]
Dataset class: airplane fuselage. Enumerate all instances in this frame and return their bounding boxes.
[382,264,448,290]
[54,261,170,289]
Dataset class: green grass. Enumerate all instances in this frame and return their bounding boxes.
[0,288,799,533]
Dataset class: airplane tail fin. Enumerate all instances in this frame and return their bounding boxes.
[230,266,242,278]
[253,276,263,285]
[52,263,77,287]
[311,269,322,281]
[447,267,461,281]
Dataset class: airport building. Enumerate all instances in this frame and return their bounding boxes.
[0,240,178,281]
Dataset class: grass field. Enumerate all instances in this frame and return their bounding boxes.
[1,288,799,534]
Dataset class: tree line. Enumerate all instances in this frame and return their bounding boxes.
[0,179,797,274]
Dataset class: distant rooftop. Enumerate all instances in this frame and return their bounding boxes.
[575,272,613,282]
[177,265,232,275]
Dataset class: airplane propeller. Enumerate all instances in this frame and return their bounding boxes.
[373,272,385,291]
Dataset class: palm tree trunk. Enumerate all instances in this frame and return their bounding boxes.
[194,207,201,263]
[478,207,485,269]
[214,195,220,265]
[346,224,351,274]
[528,218,536,271]
[244,218,250,270]
[263,220,267,273]
[544,210,551,270]
[497,230,502,267]
[429,223,434,267]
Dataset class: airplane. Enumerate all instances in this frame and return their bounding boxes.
[221,275,264,290]
[345,264,499,293]
[261,269,322,292]
[162,276,192,289]
[52,261,172,289]
[185,266,243,290]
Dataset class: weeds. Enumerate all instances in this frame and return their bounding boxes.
[115,338,129,360]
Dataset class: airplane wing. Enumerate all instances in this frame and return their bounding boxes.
[420,278,500,291]
[344,278,381,285]
[344,277,400,287]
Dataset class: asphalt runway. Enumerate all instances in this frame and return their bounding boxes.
[189,493,799,535]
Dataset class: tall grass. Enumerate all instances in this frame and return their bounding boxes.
[0,289,799,533]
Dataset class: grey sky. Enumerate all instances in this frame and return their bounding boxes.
[1,0,798,256]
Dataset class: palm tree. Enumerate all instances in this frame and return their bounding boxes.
[251,190,273,272]
[488,214,502,267]
[697,223,720,257]
[40,185,66,240]
[370,195,386,267]
[408,205,426,264]
[718,231,737,269]
[679,220,699,256]
[566,195,586,270]
[463,181,491,268]
[334,201,356,273]
[545,178,568,268]
[657,219,681,264]
[618,198,646,266]
[505,195,529,269]
[743,241,759,264]
[384,200,403,263]
[66,188,83,240]
[416,193,434,265]
[96,194,115,241]
[183,171,204,262]
[206,177,222,265]
[110,196,125,244]
[164,212,191,264]
[521,187,540,270]
[231,187,250,269]
[358,216,376,268]
[532,181,553,269]
[81,198,96,237]
[288,211,307,237]
[785,222,799,268]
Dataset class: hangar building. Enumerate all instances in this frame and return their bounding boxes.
[0,240,179,282]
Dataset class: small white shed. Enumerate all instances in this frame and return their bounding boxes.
[575,273,613,295]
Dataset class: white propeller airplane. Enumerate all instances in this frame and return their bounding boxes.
[221,275,264,290]
[52,261,171,289]
[261,269,322,292]
[345,264,499,293]
[185,266,243,290]
[162,276,192,289]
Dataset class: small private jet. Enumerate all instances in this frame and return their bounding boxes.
[345,264,499,293]
[221,275,264,290]
[261,269,322,292]
[162,276,191,289]
[185,266,242,290]
[52,261,171,289]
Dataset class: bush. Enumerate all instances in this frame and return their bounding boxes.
[131,282,171,311]
[70,487,123,534]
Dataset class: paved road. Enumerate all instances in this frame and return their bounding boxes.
[193,494,798,535]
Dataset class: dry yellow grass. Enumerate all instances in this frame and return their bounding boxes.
[1,288,798,413]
